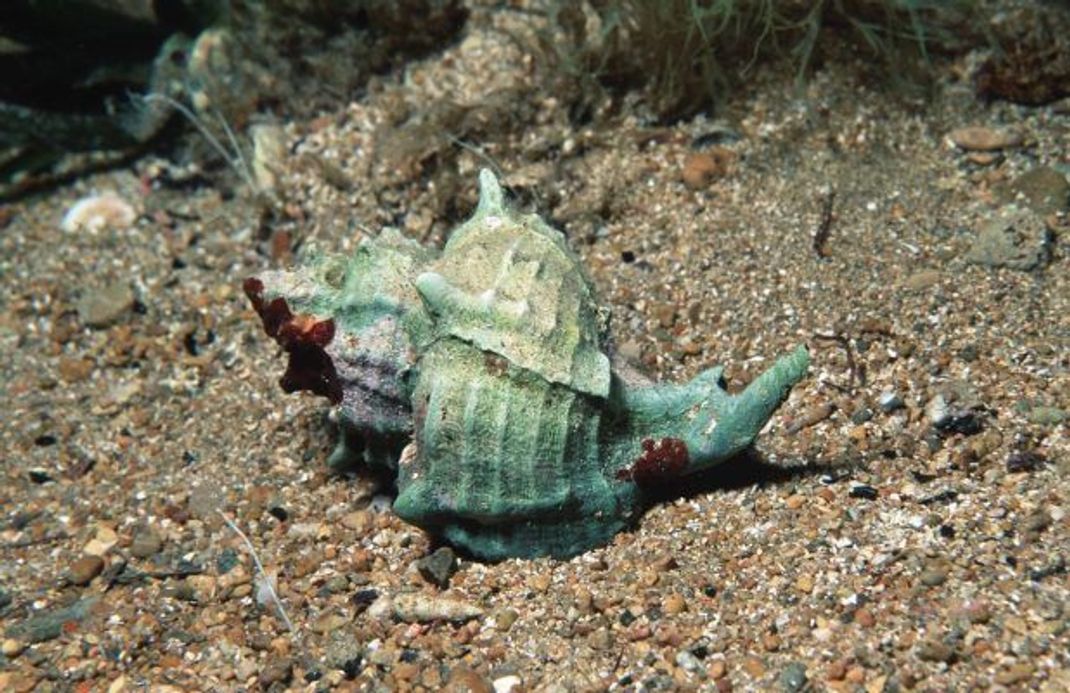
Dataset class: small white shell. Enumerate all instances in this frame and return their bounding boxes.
[61,193,137,232]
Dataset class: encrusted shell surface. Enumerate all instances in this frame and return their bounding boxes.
[392,172,629,557]
[393,339,632,558]
[246,228,438,470]
[415,170,611,398]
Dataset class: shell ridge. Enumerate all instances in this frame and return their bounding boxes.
[458,378,484,513]
[486,384,511,518]
[509,377,543,514]
[534,390,569,503]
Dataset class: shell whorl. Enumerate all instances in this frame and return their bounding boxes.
[415,169,610,397]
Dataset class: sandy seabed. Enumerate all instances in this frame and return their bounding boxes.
[1,4,1067,692]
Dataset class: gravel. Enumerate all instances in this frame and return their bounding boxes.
[0,2,1066,690]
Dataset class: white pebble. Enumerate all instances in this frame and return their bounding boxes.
[493,675,522,693]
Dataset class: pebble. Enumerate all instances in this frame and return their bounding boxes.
[786,402,835,433]
[492,674,522,693]
[894,338,915,358]
[76,282,135,329]
[323,632,363,674]
[28,469,52,484]
[675,650,702,672]
[709,660,727,679]
[445,665,492,693]
[966,151,1000,166]
[743,657,766,678]
[58,357,95,383]
[681,148,733,190]
[652,555,678,571]
[663,592,687,615]
[948,126,1022,151]
[902,269,942,291]
[850,405,874,424]
[955,599,992,624]
[1026,406,1066,426]
[849,484,879,500]
[1022,509,1052,537]
[493,608,519,632]
[854,608,876,628]
[588,628,613,650]
[341,510,372,533]
[812,626,835,642]
[342,535,375,561]
[257,657,293,687]
[925,394,951,427]
[323,575,348,594]
[188,484,225,519]
[779,662,808,692]
[877,391,904,413]
[618,339,642,363]
[528,572,551,592]
[574,588,594,614]
[68,555,105,586]
[393,593,482,623]
[184,575,217,603]
[994,662,1035,685]
[416,546,458,588]
[1006,451,1046,473]
[130,526,163,558]
[366,594,394,621]
[1002,166,1070,215]
[312,612,348,634]
[655,303,677,328]
[965,206,1052,271]
[216,548,240,575]
[1,638,24,657]
[928,397,984,436]
[919,563,949,587]
[83,525,118,556]
[966,430,1001,460]
[236,658,258,682]
[916,639,954,662]
[6,597,97,643]
[958,343,980,362]
[627,623,651,641]
[395,662,421,684]
[762,632,781,652]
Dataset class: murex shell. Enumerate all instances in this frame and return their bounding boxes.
[246,170,810,559]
